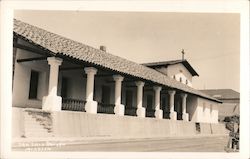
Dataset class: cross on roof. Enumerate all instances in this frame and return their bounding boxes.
[181,49,185,61]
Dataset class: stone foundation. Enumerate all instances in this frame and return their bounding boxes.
[12,108,229,139]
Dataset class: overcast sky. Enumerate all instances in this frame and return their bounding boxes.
[14,11,240,92]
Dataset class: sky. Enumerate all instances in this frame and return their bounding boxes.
[14,11,240,92]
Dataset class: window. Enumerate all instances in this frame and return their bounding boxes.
[173,75,176,79]
[186,79,188,85]
[179,77,182,82]
[29,70,39,99]
[195,123,201,133]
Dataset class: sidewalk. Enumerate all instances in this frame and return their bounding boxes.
[12,134,229,149]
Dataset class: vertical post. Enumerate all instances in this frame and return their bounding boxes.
[113,75,124,116]
[42,57,63,111]
[135,81,145,117]
[168,90,176,120]
[154,86,163,119]
[181,93,189,121]
[84,67,98,114]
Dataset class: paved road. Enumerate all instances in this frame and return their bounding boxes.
[14,135,229,152]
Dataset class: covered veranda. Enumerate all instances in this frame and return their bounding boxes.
[12,19,220,122]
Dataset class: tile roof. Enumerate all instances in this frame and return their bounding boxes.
[200,89,240,100]
[142,59,199,76]
[13,19,221,103]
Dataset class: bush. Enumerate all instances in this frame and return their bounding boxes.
[224,115,239,132]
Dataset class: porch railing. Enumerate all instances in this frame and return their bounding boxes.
[61,99,184,121]
[146,108,155,118]
[125,107,137,116]
[177,112,183,120]
[62,98,86,112]
[97,103,115,114]
[163,111,170,119]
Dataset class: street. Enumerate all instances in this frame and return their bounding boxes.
[13,135,229,152]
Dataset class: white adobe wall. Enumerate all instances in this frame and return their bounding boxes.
[196,97,219,123]
[12,47,49,109]
[211,104,219,123]
[186,95,198,122]
[12,108,228,138]
[167,64,193,87]
[186,96,219,123]
[52,111,197,138]
[156,64,193,87]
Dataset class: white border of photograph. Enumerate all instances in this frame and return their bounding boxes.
[0,0,249,159]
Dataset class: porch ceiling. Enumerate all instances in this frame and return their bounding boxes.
[13,19,221,103]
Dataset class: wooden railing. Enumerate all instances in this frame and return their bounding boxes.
[97,103,115,114]
[177,112,183,120]
[163,111,170,119]
[125,107,137,116]
[62,98,86,112]
[61,99,184,121]
[146,108,155,118]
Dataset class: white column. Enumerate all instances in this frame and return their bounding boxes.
[168,90,177,120]
[153,86,163,119]
[84,67,98,114]
[181,93,189,121]
[113,75,124,116]
[42,57,63,111]
[135,81,145,117]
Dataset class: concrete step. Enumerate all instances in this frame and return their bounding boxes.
[25,123,47,130]
[25,122,44,126]
[25,119,52,128]
[25,133,54,138]
[23,111,53,138]
[25,127,52,133]
[24,128,52,132]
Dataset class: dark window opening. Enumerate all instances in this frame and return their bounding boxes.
[101,85,111,104]
[29,70,39,99]
[195,123,201,133]
[61,77,68,98]
[125,90,133,108]
[147,94,153,109]
[161,96,166,110]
